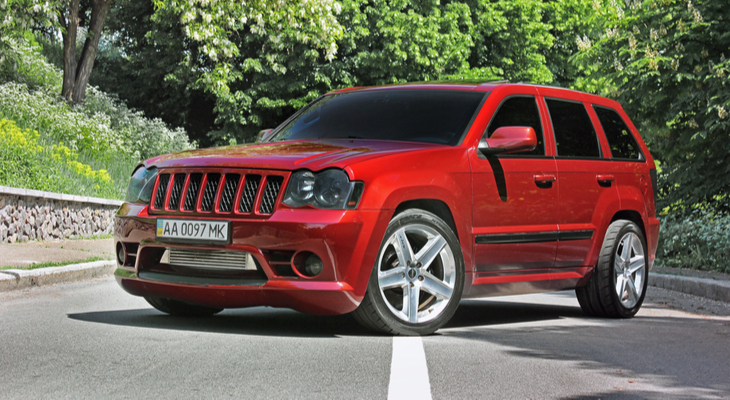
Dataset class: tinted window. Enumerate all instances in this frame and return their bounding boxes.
[546,99,600,158]
[272,90,486,146]
[594,106,642,160]
[486,96,544,156]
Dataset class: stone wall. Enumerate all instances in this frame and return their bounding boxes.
[0,186,123,243]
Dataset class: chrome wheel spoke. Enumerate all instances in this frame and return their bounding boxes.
[407,284,420,323]
[415,236,446,269]
[621,233,632,262]
[420,271,453,300]
[615,275,626,298]
[614,257,624,272]
[626,276,639,304]
[394,228,415,267]
[379,266,407,290]
[629,255,645,273]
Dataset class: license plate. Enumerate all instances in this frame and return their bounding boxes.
[156,219,230,244]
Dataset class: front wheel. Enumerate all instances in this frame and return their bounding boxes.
[145,296,223,317]
[353,209,465,335]
[576,219,648,318]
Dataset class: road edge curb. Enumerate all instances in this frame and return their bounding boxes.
[0,260,115,292]
[649,272,730,303]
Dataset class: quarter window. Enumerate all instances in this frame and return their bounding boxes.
[486,96,544,156]
[594,106,643,160]
[546,99,600,158]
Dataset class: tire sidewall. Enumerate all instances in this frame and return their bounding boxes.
[365,209,465,335]
[610,222,649,317]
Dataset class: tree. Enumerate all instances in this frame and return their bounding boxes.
[574,0,730,213]
[93,0,603,145]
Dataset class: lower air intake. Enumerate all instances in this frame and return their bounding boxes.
[165,248,257,271]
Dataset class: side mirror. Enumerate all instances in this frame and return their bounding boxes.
[478,126,537,156]
[256,129,274,143]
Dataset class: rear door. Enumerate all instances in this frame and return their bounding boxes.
[540,89,619,280]
[470,86,559,287]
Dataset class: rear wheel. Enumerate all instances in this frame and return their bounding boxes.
[145,296,223,317]
[353,209,464,335]
[576,219,648,318]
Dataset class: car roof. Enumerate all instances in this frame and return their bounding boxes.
[326,81,620,109]
[328,81,588,95]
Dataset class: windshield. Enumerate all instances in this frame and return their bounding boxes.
[271,89,486,146]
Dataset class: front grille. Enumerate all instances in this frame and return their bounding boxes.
[149,169,285,216]
[154,174,170,209]
[239,175,261,213]
[201,174,221,211]
[167,174,185,210]
[183,173,202,211]
[219,174,240,212]
[260,176,283,214]
[168,248,254,271]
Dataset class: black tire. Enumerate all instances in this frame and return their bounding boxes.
[576,220,649,318]
[353,209,465,335]
[145,296,223,317]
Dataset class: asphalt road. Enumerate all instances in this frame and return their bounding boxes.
[1,277,729,399]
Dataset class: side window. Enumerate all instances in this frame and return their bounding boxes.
[593,106,643,160]
[545,99,600,158]
[486,96,544,156]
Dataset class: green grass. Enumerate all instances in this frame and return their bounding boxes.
[1,256,109,270]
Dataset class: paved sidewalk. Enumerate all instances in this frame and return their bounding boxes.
[0,238,114,268]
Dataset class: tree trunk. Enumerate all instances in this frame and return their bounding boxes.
[60,0,80,101]
[59,0,112,104]
[70,0,112,104]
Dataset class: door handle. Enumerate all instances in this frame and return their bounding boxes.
[596,174,615,183]
[534,174,556,183]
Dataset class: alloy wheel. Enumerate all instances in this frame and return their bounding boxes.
[614,232,646,308]
[377,224,456,324]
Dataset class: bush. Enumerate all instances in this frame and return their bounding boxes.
[0,118,117,198]
[657,209,730,274]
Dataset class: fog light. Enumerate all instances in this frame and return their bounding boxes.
[116,243,125,266]
[304,254,323,277]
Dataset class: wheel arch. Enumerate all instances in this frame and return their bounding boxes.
[611,209,646,240]
[394,199,459,242]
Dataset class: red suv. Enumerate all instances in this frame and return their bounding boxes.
[115,82,660,335]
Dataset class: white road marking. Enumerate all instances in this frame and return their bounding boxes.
[388,336,432,400]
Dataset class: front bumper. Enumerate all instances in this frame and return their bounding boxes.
[114,203,391,315]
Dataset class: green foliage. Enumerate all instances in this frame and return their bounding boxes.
[657,208,730,274]
[0,118,117,198]
[0,38,195,199]
[0,0,58,40]
[573,0,730,214]
[100,0,600,145]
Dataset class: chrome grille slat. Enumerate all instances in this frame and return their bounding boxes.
[219,174,240,212]
[259,176,283,214]
[200,174,221,212]
[239,175,261,213]
[154,174,170,209]
[167,174,186,210]
[183,173,202,211]
[168,248,251,270]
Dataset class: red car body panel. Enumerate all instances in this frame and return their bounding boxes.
[114,82,660,314]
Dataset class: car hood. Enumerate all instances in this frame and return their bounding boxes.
[145,139,445,171]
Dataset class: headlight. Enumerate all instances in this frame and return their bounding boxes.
[125,166,158,204]
[283,169,364,210]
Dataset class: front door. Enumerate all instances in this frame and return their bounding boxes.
[470,89,559,291]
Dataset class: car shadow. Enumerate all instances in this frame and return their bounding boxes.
[68,293,586,338]
[67,307,374,338]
